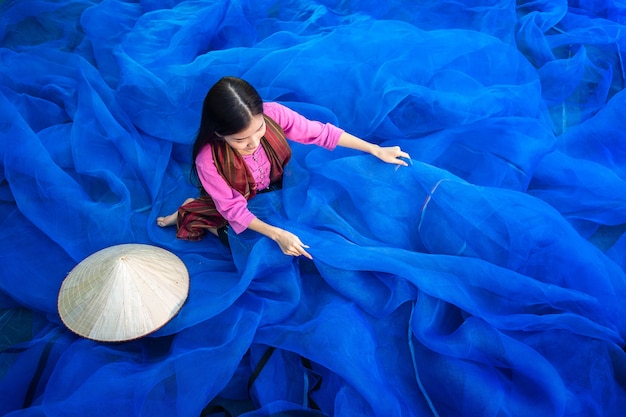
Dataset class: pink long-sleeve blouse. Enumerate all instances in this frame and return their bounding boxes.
[195,102,344,233]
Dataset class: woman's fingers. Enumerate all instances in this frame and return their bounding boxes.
[290,243,312,259]
[298,245,313,260]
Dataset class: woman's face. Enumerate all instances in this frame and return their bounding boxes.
[219,113,266,155]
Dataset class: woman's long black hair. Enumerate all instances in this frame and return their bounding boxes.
[191,76,264,185]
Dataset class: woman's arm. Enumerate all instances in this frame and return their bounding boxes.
[264,103,411,167]
[195,145,256,233]
[337,131,411,166]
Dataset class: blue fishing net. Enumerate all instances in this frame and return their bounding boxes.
[2,0,626,416]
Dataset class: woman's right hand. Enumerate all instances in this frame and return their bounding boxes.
[272,228,313,259]
[247,218,313,259]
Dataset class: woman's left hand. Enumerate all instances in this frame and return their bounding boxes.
[336,132,411,167]
[373,145,411,167]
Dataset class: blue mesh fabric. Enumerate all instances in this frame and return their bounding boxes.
[2,0,626,416]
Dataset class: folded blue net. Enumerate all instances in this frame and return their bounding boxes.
[2,0,626,416]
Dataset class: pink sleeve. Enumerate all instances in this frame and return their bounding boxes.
[263,102,343,149]
[195,145,255,234]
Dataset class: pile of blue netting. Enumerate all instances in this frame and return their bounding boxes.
[2,1,626,416]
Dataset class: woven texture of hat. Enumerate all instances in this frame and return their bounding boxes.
[58,244,189,342]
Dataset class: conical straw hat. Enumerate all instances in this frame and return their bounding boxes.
[58,244,189,342]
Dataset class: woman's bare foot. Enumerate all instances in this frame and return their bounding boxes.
[156,212,178,227]
[157,198,195,228]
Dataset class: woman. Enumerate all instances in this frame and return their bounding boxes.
[158,76,410,259]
